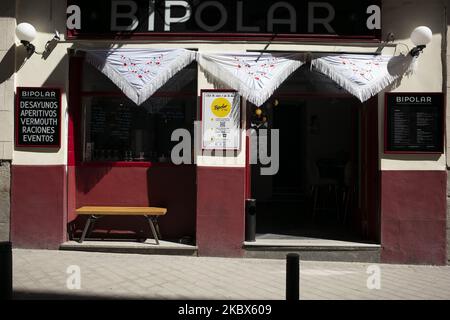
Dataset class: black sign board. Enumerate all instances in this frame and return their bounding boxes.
[385,93,444,154]
[16,87,61,148]
[66,0,381,40]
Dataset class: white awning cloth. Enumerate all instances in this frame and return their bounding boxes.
[197,52,305,106]
[83,48,196,105]
[80,48,415,106]
[311,54,415,102]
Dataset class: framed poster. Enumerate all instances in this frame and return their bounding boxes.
[15,87,62,148]
[201,90,241,150]
[385,92,444,154]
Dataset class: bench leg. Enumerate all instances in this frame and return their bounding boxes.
[79,215,100,243]
[79,216,92,243]
[145,216,160,245]
[153,217,162,240]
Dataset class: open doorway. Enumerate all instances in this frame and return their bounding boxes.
[249,65,379,244]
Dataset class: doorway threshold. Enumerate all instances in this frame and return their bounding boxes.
[60,239,198,256]
[243,234,380,262]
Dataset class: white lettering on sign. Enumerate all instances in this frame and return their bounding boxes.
[66,1,382,33]
[308,2,335,33]
[20,101,58,109]
[20,109,57,117]
[20,118,58,126]
[195,1,228,32]
[396,96,433,104]
[17,88,60,147]
[267,2,296,33]
[164,1,191,31]
[22,90,57,98]
[111,0,139,31]
[148,0,156,31]
[237,1,260,32]
[22,135,55,143]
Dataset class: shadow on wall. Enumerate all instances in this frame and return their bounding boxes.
[387,54,415,77]
[382,0,444,42]
[68,165,197,243]
[75,166,113,195]
[381,53,418,95]
[1,40,64,88]
[0,0,14,18]
[147,165,197,241]
[16,0,66,35]
[0,45,15,85]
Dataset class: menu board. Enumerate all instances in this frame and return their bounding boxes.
[111,105,132,141]
[385,93,443,153]
[90,104,132,143]
[201,90,241,150]
[90,105,106,134]
[16,87,61,148]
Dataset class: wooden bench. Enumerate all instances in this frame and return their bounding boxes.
[76,206,167,244]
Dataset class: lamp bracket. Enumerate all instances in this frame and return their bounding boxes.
[410,45,426,57]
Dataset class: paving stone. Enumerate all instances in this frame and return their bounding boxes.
[11,249,450,300]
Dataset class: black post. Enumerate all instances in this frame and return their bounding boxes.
[286,253,299,300]
[0,241,12,300]
[245,199,257,242]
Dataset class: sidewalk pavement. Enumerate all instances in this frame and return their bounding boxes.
[12,249,450,300]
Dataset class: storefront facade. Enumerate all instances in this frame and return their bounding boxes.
[0,0,448,265]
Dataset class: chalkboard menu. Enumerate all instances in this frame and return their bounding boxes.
[385,93,443,153]
[90,104,132,146]
[16,87,61,148]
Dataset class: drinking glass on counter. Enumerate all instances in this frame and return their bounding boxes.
[124,150,132,161]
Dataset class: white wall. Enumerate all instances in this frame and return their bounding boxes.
[379,0,446,171]
[14,0,70,165]
[0,0,15,160]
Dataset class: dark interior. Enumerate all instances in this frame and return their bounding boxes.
[250,65,370,243]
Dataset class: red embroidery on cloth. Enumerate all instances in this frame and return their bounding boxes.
[233,56,278,80]
[120,54,164,80]
[336,56,384,81]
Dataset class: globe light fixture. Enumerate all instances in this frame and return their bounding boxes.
[15,22,37,55]
[410,26,432,57]
[15,22,60,58]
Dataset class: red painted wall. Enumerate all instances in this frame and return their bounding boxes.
[196,167,246,257]
[381,171,447,265]
[11,165,67,249]
[69,164,196,240]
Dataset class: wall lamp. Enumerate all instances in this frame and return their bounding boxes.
[409,26,432,57]
[15,22,60,58]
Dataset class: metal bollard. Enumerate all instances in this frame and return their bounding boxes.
[245,199,257,242]
[286,253,299,300]
[0,241,12,300]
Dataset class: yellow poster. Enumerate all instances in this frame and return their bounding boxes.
[201,90,241,150]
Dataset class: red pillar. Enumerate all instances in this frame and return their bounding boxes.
[196,166,246,257]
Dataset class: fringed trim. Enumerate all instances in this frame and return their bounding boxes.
[85,49,196,105]
[197,53,304,106]
[137,50,196,105]
[311,58,399,102]
[85,52,139,104]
